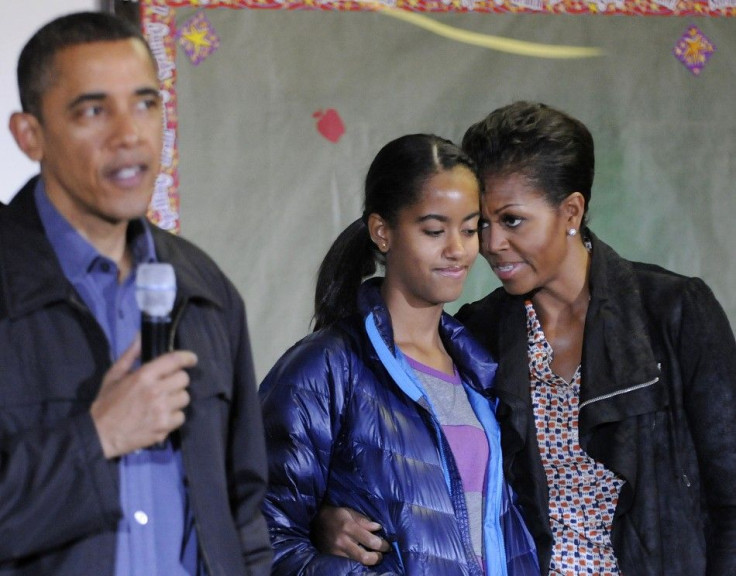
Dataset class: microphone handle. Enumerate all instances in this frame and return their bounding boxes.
[141,315,171,363]
[141,314,172,450]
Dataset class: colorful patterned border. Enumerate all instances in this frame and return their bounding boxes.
[140,0,735,230]
[141,3,179,231]
[144,0,736,15]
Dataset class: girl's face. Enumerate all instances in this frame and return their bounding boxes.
[380,165,481,309]
[480,172,574,296]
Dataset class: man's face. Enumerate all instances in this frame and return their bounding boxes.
[32,38,162,234]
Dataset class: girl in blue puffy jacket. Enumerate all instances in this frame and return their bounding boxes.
[259,134,538,576]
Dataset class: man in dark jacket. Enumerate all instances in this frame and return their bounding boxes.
[0,12,271,575]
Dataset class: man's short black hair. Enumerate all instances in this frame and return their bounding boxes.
[18,11,153,120]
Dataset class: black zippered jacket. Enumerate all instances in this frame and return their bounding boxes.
[0,178,272,576]
[456,231,736,576]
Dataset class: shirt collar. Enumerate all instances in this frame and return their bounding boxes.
[33,179,157,280]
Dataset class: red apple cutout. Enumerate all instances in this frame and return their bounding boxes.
[313,108,345,143]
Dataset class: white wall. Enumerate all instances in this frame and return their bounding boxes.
[0,0,100,204]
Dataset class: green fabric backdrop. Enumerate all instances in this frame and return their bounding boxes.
[169,9,735,378]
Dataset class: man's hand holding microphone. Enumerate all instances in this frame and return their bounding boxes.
[90,263,197,459]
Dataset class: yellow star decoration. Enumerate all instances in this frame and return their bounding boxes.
[683,36,707,64]
[183,25,212,49]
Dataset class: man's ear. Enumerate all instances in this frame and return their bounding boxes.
[9,112,44,162]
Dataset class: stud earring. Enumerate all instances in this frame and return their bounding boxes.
[567,228,577,237]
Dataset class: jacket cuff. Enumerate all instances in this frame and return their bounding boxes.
[72,411,121,527]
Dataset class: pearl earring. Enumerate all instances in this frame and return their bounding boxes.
[567,228,577,237]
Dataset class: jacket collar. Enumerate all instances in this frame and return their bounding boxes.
[580,232,663,429]
[356,277,498,395]
[148,224,226,312]
[490,232,664,448]
[1,176,224,320]
[1,177,72,319]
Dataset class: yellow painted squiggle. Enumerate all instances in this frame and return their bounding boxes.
[372,5,604,58]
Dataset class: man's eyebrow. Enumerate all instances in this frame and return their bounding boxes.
[67,87,160,110]
[135,87,161,99]
[67,92,106,110]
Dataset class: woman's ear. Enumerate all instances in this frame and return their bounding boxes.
[9,112,44,162]
[563,192,586,231]
[367,213,390,253]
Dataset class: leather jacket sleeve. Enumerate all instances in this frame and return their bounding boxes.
[677,278,736,575]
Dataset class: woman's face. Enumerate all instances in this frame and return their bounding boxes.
[480,172,572,296]
[381,165,481,308]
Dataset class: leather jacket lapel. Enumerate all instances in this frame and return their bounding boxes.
[579,236,665,435]
[494,298,533,461]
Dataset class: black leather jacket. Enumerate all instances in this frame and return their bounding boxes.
[0,178,271,575]
[456,231,736,576]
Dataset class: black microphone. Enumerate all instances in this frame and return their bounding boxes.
[135,262,177,363]
[135,263,177,449]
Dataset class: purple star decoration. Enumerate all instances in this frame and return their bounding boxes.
[673,25,715,76]
[177,12,221,66]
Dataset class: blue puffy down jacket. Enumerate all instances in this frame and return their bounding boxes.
[259,279,537,576]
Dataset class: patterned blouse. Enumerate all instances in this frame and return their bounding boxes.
[525,300,624,575]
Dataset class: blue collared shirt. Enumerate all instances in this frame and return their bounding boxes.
[34,181,204,576]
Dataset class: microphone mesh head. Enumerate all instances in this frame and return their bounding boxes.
[135,263,177,317]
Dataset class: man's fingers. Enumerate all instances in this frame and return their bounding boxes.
[143,350,198,374]
[170,388,191,411]
[93,347,197,458]
[103,336,141,384]
[167,408,186,432]
[136,351,198,390]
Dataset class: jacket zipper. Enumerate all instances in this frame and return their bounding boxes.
[578,376,659,410]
